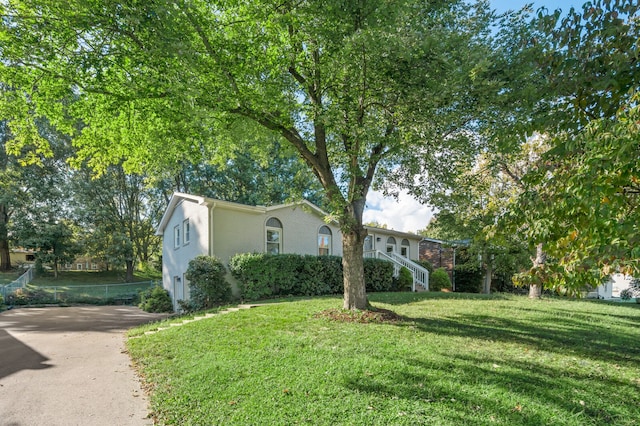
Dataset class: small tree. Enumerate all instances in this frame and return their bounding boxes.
[185,255,232,311]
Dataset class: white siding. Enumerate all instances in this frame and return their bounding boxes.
[162,198,209,309]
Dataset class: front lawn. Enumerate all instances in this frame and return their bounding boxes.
[127,293,640,425]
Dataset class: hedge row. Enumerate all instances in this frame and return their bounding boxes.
[229,253,397,300]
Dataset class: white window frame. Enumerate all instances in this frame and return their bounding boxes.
[174,225,181,249]
[401,239,410,258]
[77,263,83,270]
[265,218,283,255]
[318,226,332,256]
[183,219,190,245]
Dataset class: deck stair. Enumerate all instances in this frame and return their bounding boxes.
[364,250,429,291]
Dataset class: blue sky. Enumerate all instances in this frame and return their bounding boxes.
[491,0,579,14]
[364,0,584,233]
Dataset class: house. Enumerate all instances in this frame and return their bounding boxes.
[419,238,454,279]
[9,248,104,271]
[156,192,428,310]
[589,273,634,299]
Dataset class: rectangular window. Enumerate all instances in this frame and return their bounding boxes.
[266,229,281,254]
[91,263,98,270]
[77,263,83,270]
[401,247,408,257]
[183,219,190,245]
[174,225,181,249]
[318,235,330,256]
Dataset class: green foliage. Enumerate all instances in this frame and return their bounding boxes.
[415,259,434,274]
[454,263,483,293]
[0,0,496,310]
[396,266,414,291]
[185,255,232,310]
[430,268,452,292]
[138,286,173,313]
[230,253,343,300]
[229,253,397,299]
[363,258,395,292]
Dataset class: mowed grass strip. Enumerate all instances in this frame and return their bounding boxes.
[127,293,640,425]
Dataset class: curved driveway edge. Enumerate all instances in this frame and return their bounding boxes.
[0,306,170,426]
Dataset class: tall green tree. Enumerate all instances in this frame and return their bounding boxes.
[507,1,640,293]
[0,0,495,309]
[72,164,162,282]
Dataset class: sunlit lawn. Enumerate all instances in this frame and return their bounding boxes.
[127,293,640,425]
[3,270,161,304]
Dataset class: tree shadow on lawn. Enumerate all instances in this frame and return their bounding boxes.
[391,311,640,366]
[342,351,635,425]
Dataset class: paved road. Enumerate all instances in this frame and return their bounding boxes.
[0,306,170,426]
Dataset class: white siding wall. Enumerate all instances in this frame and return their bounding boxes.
[162,199,209,309]
[212,207,264,264]
[270,205,342,257]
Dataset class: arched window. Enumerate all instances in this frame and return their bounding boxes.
[318,226,332,256]
[386,236,397,253]
[401,238,410,257]
[266,217,283,254]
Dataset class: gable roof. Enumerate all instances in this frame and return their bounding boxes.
[156,193,333,236]
[156,192,422,242]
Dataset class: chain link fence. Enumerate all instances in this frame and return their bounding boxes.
[2,281,157,306]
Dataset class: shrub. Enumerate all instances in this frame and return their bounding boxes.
[430,268,452,291]
[396,267,414,291]
[620,288,634,300]
[364,258,395,292]
[415,259,434,274]
[138,286,173,313]
[454,263,483,293]
[186,255,232,310]
[230,253,399,299]
[6,287,51,305]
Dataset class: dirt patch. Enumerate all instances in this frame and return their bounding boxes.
[315,307,403,324]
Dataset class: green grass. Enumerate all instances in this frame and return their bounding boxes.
[30,269,161,285]
[127,293,640,425]
[2,270,161,305]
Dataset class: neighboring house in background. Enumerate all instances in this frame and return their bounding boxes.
[589,273,634,299]
[156,192,427,310]
[9,248,37,267]
[419,238,454,280]
[9,248,104,271]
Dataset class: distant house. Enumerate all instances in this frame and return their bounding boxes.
[589,273,634,300]
[419,238,454,278]
[156,193,428,310]
[9,248,104,271]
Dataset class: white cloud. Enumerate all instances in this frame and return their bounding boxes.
[363,189,435,233]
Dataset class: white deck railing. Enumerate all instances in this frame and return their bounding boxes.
[364,250,429,291]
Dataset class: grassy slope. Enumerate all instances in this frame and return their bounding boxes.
[127,293,640,425]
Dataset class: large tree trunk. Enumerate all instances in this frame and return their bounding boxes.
[341,200,368,310]
[342,228,368,310]
[483,261,492,294]
[0,203,11,271]
[529,243,545,299]
[125,260,135,283]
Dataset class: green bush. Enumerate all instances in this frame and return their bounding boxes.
[230,253,398,300]
[430,268,452,291]
[185,255,232,310]
[454,263,483,293]
[363,258,394,292]
[395,266,414,291]
[138,286,173,313]
[415,259,434,274]
[230,253,344,300]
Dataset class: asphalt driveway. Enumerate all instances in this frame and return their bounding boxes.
[0,306,169,426]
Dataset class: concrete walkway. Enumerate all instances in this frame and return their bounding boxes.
[0,306,169,426]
